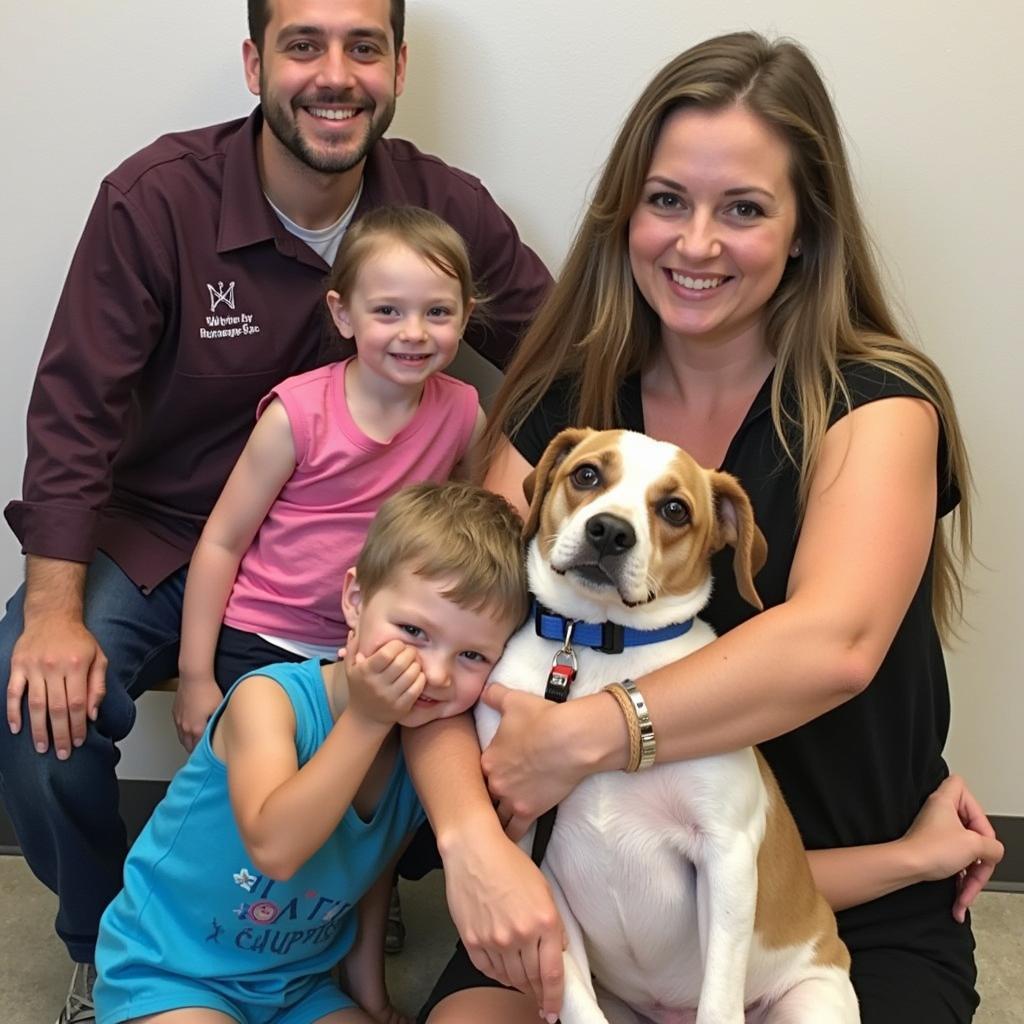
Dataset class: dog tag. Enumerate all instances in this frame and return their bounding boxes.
[545,649,577,703]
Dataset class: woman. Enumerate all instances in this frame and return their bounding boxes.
[404,32,1003,1024]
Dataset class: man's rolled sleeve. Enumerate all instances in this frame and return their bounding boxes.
[5,181,172,563]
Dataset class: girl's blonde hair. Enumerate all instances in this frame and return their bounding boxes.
[328,205,475,311]
[481,31,970,640]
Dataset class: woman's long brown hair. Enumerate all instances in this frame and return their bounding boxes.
[480,32,971,640]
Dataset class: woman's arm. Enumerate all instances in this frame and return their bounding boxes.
[451,405,487,482]
[808,775,1003,917]
[483,435,532,518]
[481,398,943,831]
[174,399,296,750]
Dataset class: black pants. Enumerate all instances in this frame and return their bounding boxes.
[845,877,979,1023]
[213,624,310,690]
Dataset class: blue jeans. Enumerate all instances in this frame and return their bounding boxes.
[0,553,186,964]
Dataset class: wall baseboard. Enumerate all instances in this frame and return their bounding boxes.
[2,784,1022,888]
[987,816,1022,891]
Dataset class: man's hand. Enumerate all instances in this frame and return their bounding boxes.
[901,774,1004,923]
[7,614,107,759]
[344,640,426,728]
[440,817,566,1022]
[173,674,224,752]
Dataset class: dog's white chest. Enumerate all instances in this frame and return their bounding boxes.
[549,748,765,1008]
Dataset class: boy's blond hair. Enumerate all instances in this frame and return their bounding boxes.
[355,482,528,628]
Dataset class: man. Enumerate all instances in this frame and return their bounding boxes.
[0,2,550,1021]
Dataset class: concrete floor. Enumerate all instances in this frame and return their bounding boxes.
[0,855,1019,1022]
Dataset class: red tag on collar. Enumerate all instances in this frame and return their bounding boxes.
[545,656,576,703]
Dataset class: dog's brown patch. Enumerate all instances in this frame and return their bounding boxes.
[645,451,717,601]
[709,472,767,610]
[530,430,628,558]
[642,452,764,609]
[753,752,850,969]
[523,428,595,539]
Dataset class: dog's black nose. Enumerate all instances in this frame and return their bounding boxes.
[585,513,636,556]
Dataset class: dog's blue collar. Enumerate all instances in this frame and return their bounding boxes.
[532,600,693,655]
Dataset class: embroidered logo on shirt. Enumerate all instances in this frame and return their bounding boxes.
[200,280,262,340]
[207,280,236,312]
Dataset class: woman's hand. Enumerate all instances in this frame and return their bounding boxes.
[172,674,223,752]
[440,812,566,1023]
[901,774,1004,922]
[480,684,597,841]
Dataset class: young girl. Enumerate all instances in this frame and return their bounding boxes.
[93,481,529,1024]
[175,206,485,753]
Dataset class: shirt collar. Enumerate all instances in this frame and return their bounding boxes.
[216,108,341,271]
[353,138,392,215]
[217,108,280,254]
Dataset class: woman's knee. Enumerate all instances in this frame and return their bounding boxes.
[425,988,539,1024]
[852,947,979,1023]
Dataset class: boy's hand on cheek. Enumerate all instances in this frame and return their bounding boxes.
[344,640,427,728]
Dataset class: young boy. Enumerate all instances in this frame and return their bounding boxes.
[93,482,528,1024]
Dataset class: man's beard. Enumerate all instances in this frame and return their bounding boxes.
[261,84,397,175]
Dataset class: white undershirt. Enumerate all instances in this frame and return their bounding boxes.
[258,633,341,663]
[265,180,364,266]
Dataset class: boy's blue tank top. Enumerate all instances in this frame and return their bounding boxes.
[95,659,424,1007]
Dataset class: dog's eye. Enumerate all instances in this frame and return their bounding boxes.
[571,464,601,489]
[659,498,691,526]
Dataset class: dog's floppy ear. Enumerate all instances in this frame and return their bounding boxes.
[709,471,767,611]
[522,428,593,540]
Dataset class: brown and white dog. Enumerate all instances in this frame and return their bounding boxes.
[476,428,859,1024]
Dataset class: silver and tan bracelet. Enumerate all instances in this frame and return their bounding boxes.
[604,678,656,772]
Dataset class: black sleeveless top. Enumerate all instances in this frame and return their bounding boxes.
[511,362,959,932]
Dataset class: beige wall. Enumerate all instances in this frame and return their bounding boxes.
[0,2,1020,813]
